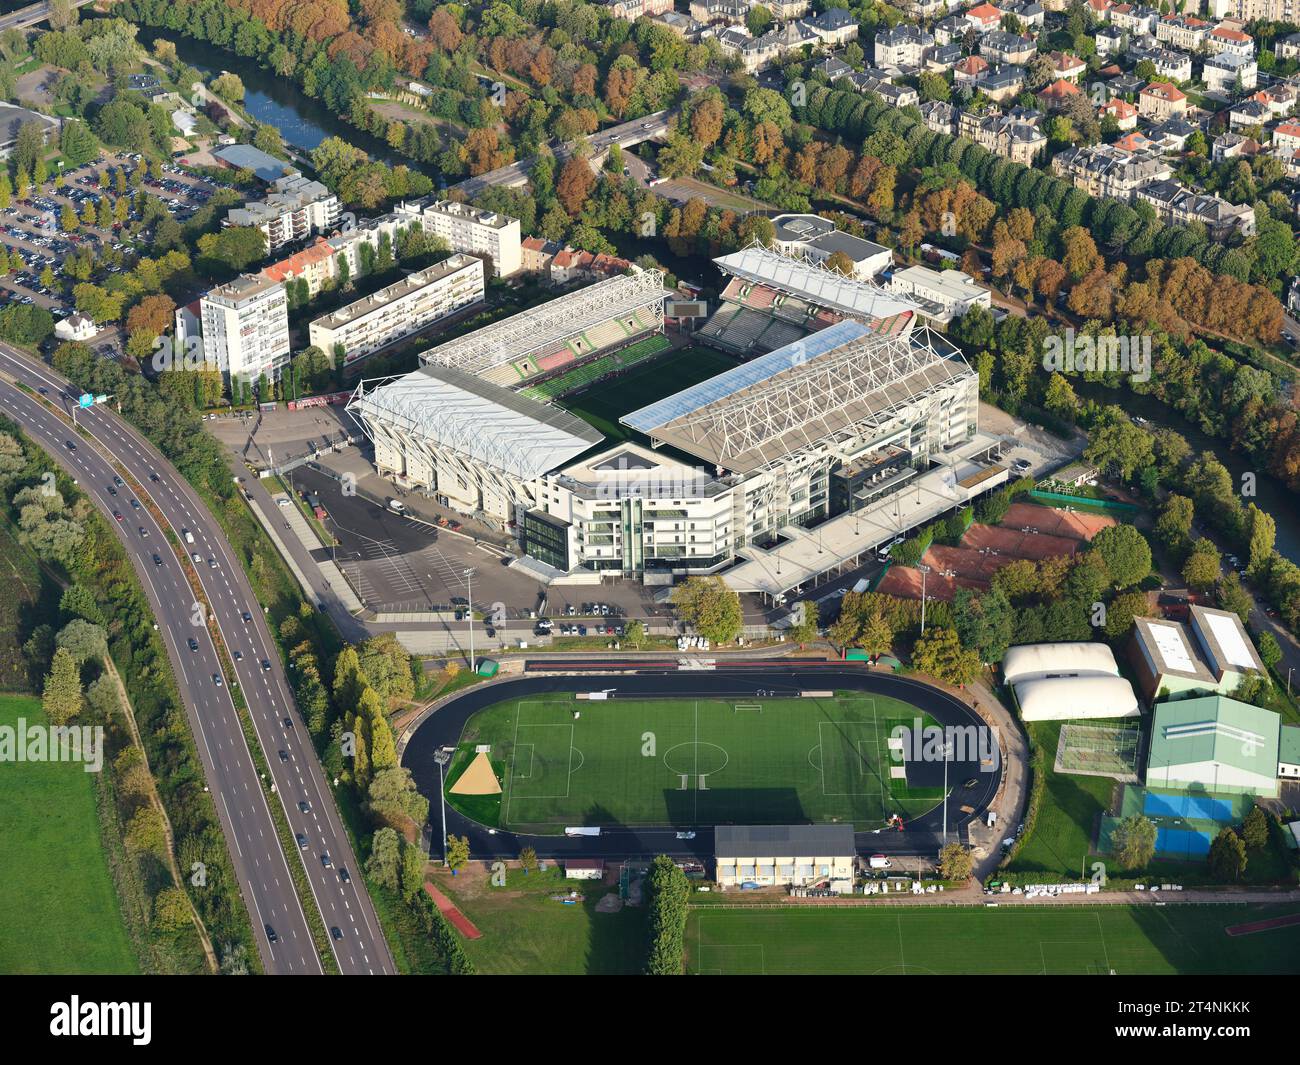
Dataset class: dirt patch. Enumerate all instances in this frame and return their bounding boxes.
[424,881,482,938]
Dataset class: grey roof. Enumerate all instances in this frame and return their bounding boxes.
[807,229,891,263]
[213,144,294,183]
[715,824,857,858]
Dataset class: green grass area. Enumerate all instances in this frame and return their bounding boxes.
[0,520,57,692]
[1006,720,1115,880]
[0,694,137,974]
[558,345,739,443]
[447,694,942,832]
[440,866,648,975]
[686,904,1300,975]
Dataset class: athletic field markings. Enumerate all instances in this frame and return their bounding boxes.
[1094,912,1113,974]
[512,743,535,780]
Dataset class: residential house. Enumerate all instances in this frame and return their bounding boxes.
[982,31,1037,65]
[807,7,859,47]
[1037,77,1083,110]
[1048,50,1088,81]
[1135,179,1256,237]
[1207,24,1254,57]
[979,64,1026,102]
[1096,25,1127,59]
[874,24,935,68]
[1100,97,1140,129]
[963,2,1005,32]
[1138,81,1187,120]
[1228,98,1270,130]
[954,54,991,85]
[1203,51,1257,94]
[1051,143,1172,200]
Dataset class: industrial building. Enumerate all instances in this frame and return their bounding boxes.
[307,254,485,366]
[1145,696,1283,798]
[714,824,856,888]
[1130,605,1265,704]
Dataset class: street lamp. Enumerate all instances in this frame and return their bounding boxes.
[463,567,475,674]
[917,563,931,635]
[942,738,953,846]
[433,747,451,863]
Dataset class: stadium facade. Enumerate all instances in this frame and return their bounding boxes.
[349,246,1008,598]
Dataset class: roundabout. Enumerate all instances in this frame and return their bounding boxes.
[401,668,1003,862]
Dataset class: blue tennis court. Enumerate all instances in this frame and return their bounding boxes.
[1143,792,1233,821]
[1155,827,1214,858]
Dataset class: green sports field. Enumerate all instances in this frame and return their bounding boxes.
[446,693,943,832]
[687,905,1300,975]
[0,694,137,974]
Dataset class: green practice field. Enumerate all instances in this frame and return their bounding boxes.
[447,694,943,831]
[687,904,1300,975]
[0,694,137,974]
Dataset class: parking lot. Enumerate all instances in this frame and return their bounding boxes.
[0,151,220,351]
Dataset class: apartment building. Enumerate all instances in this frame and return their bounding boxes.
[806,6,859,46]
[981,30,1036,66]
[224,174,340,254]
[1051,143,1172,201]
[307,253,485,366]
[1207,25,1255,57]
[688,0,750,22]
[394,198,522,277]
[1135,179,1256,239]
[1128,37,1193,81]
[603,0,674,21]
[259,238,338,299]
[957,107,1047,164]
[198,274,291,386]
[1155,14,1210,51]
[874,24,935,68]
[1138,81,1188,121]
[1202,51,1257,93]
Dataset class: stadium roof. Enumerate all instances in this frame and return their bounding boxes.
[715,824,856,858]
[1147,696,1280,777]
[417,268,669,378]
[620,321,973,474]
[1014,675,1140,721]
[1002,642,1121,686]
[347,365,603,481]
[714,244,918,323]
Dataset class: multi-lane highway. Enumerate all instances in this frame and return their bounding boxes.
[0,344,394,975]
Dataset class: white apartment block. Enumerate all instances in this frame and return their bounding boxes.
[395,198,522,277]
[199,274,291,386]
[875,24,935,68]
[225,174,340,254]
[1202,51,1257,93]
[308,253,485,366]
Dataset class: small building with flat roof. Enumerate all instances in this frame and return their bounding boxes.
[714,824,856,888]
[1130,605,1264,704]
[1145,696,1281,797]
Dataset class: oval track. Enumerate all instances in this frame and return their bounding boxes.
[403,669,1003,864]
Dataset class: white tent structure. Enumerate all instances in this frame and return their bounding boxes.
[1002,642,1140,721]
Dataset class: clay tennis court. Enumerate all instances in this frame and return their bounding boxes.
[876,503,1121,602]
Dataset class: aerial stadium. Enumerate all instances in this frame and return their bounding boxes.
[348,244,1009,601]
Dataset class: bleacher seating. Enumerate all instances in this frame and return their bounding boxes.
[585,319,628,350]
[757,318,806,351]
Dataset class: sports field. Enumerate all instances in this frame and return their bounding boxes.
[687,904,1300,975]
[0,694,137,974]
[558,344,739,443]
[447,693,943,831]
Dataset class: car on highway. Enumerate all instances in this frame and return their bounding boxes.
[212,673,222,687]
[298,800,311,813]
[242,611,252,622]
[64,440,76,452]
[283,716,293,728]
[296,833,308,849]
[320,852,332,868]
[106,485,116,496]
[187,637,199,651]
[263,660,273,671]
[152,553,162,566]
[233,650,242,661]
[113,476,123,486]
[149,472,160,482]
[339,867,350,883]
[278,749,289,762]
[207,557,217,568]
[330,926,343,941]
[191,552,202,563]
[112,510,123,521]
[265,925,277,944]
[130,498,140,510]
[138,526,148,537]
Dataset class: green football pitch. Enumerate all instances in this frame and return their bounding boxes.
[687,905,1300,975]
[447,694,943,831]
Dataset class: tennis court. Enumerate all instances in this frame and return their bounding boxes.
[1144,792,1234,821]
[1155,827,1214,858]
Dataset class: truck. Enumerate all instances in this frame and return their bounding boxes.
[182,528,194,544]
[564,826,601,838]
[868,854,892,870]
[851,577,870,594]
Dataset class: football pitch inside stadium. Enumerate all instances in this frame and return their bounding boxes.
[445,693,944,831]
[687,905,1300,975]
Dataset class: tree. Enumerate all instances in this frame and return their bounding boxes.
[788,602,819,647]
[41,647,82,726]
[1154,494,1194,555]
[938,842,973,882]
[152,887,194,934]
[1208,827,1247,882]
[555,156,596,216]
[1103,590,1150,639]
[519,846,538,873]
[1241,806,1269,851]
[400,841,427,901]
[1182,538,1221,593]
[445,833,470,872]
[645,854,690,975]
[912,627,981,686]
[366,827,402,889]
[670,576,742,645]
[1090,525,1151,590]
[1257,631,1282,673]
[55,619,108,666]
[1110,814,1156,869]
[624,620,645,648]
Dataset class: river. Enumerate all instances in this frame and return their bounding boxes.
[1078,382,1300,564]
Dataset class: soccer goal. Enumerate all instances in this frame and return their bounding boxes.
[733,703,763,714]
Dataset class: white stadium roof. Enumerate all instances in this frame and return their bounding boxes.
[347,365,602,481]
[1002,642,1121,686]
[714,244,919,323]
[417,268,669,378]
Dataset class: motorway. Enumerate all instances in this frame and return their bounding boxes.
[0,345,394,975]
[0,0,94,31]
[402,667,1001,865]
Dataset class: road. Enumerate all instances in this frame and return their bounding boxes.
[0,0,94,31]
[0,345,395,975]
[451,110,673,197]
